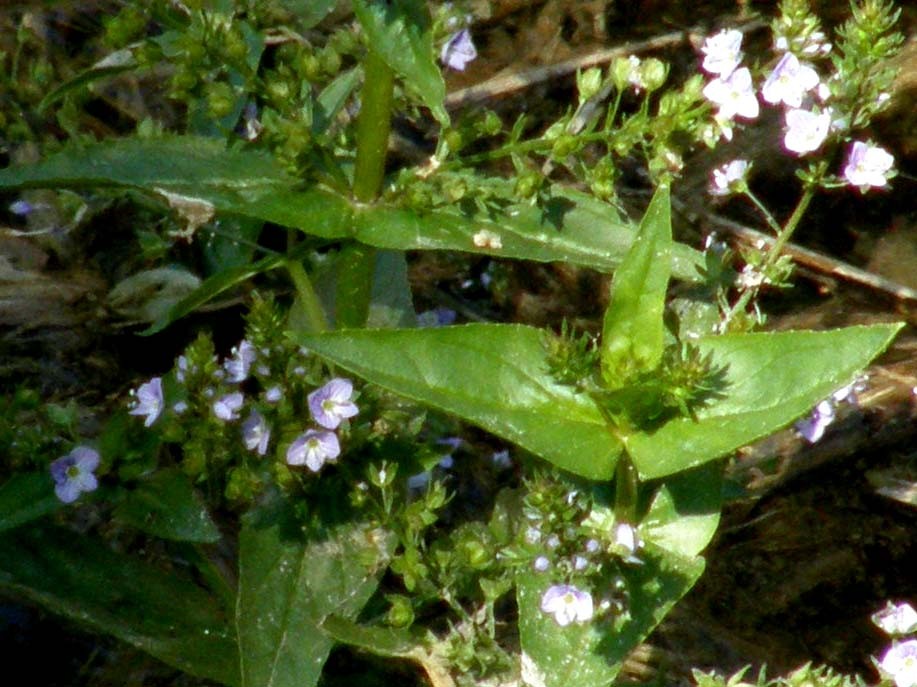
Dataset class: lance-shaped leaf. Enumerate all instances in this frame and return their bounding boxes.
[0,138,705,281]
[627,323,904,479]
[517,544,704,687]
[296,324,622,480]
[236,492,394,687]
[352,0,448,125]
[601,184,671,379]
[0,473,60,533]
[0,524,238,685]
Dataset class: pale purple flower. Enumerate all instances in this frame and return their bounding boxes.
[783,108,830,154]
[545,534,560,549]
[700,29,744,78]
[843,141,895,191]
[440,28,477,71]
[491,449,512,470]
[50,446,100,503]
[407,471,431,491]
[173,401,188,414]
[762,53,820,108]
[880,640,917,687]
[573,555,589,571]
[710,159,749,196]
[264,385,283,403]
[438,454,454,469]
[873,602,917,636]
[129,377,164,427]
[540,584,594,626]
[614,522,643,564]
[224,339,256,383]
[533,556,550,572]
[308,378,359,429]
[417,307,457,327]
[703,67,759,121]
[585,538,600,554]
[9,199,34,216]
[176,355,189,383]
[795,399,835,443]
[525,526,542,544]
[212,391,244,421]
[286,429,340,472]
[242,410,271,456]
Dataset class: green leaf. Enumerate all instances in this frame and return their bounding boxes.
[113,468,221,543]
[352,0,448,125]
[0,473,59,533]
[296,324,622,479]
[627,323,904,479]
[601,185,671,377]
[0,524,238,685]
[352,188,704,283]
[517,544,704,687]
[38,48,138,113]
[0,139,704,280]
[236,492,394,687]
[321,615,419,657]
[314,68,361,135]
[279,0,338,28]
[642,462,722,558]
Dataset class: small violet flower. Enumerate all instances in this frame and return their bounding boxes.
[9,199,34,216]
[873,602,917,636]
[308,378,359,430]
[533,556,550,572]
[783,108,830,155]
[710,159,749,196]
[441,28,477,71]
[286,429,340,472]
[264,385,283,403]
[224,339,257,383]
[540,584,594,627]
[50,446,100,503]
[700,29,744,78]
[880,640,917,687]
[417,307,457,327]
[242,410,271,456]
[843,141,895,191]
[795,399,835,443]
[761,53,820,108]
[129,377,164,427]
[212,391,244,421]
[703,67,759,121]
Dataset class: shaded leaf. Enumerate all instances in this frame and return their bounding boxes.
[0,524,238,685]
[517,544,704,687]
[296,324,622,479]
[627,323,904,479]
[352,0,447,125]
[0,473,59,533]
[642,462,722,558]
[113,468,221,543]
[236,492,394,687]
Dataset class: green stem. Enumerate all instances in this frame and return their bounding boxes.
[353,49,395,203]
[743,189,783,236]
[286,258,328,333]
[722,184,817,328]
[614,453,639,525]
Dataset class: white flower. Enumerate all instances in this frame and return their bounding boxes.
[843,141,895,191]
[50,446,100,504]
[212,391,244,421]
[874,602,917,636]
[129,377,164,427]
[224,339,257,383]
[783,108,830,154]
[308,378,359,429]
[880,640,917,687]
[614,522,643,564]
[762,53,820,108]
[286,429,340,472]
[242,410,271,456]
[701,29,744,78]
[703,67,759,121]
[440,28,477,71]
[540,584,594,627]
[711,159,749,196]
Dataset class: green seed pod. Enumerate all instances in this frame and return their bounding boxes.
[385,595,415,628]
